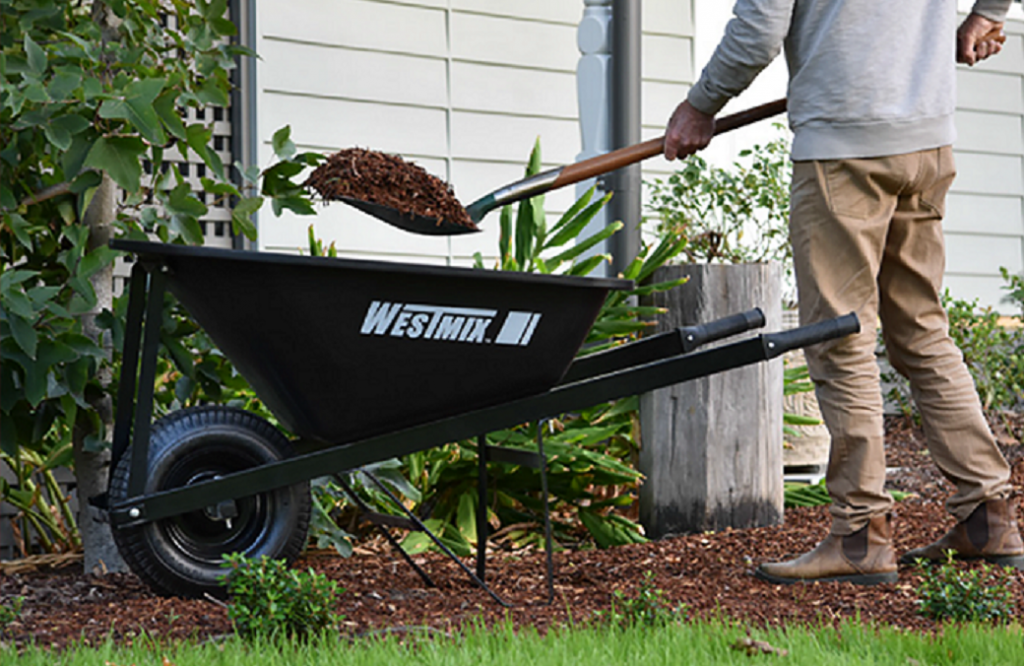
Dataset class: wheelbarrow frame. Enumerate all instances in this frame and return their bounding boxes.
[103,242,858,602]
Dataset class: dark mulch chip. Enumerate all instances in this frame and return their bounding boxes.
[305,148,476,230]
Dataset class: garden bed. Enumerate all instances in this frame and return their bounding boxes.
[2,415,1022,650]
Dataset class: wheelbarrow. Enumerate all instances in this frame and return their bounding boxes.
[102,239,858,602]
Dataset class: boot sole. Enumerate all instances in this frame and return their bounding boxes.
[754,567,898,586]
[899,553,1024,571]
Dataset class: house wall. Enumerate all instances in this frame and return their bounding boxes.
[252,0,695,267]
[250,1,1022,311]
[945,7,1024,312]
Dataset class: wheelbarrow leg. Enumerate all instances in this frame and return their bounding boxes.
[537,421,555,605]
[107,262,166,500]
[331,474,436,589]
[110,262,148,471]
[474,424,555,605]
[475,434,489,581]
[362,470,512,608]
[127,268,167,499]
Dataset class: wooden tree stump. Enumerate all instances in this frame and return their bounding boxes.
[639,263,784,539]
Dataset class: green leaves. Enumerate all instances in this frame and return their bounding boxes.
[2,270,44,361]
[185,123,225,180]
[231,196,262,240]
[42,113,89,151]
[271,125,297,161]
[596,571,685,629]
[646,129,793,274]
[5,313,38,361]
[99,78,168,145]
[579,509,646,549]
[259,136,324,217]
[219,554,343,641]
[0,227,114,422]
[153,91,187,140]
[784,479,916,508]
[23,34,47,76]
[83,136,147,191]
[142,164,215,245]
[914,551,1015,623]
[4,0,286,559]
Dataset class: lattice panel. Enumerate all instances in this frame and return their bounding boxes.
[143,103,235,249]
[142,8,237,249]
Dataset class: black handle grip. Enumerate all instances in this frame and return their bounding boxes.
[761,312,860,359]
[678,308,766,353]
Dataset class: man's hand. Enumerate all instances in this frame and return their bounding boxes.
[957,13,1004,66]
[663,100,715,161]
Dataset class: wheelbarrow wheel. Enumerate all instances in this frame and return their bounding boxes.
[109,406,311,599]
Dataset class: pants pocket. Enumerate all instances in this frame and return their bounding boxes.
[822,159,872,220]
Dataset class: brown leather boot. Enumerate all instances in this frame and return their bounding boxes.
[755,514,898,585]
[899,498,1024,570]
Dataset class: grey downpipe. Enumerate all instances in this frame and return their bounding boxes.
[609,0,641,277]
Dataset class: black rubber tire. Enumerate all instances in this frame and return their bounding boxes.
[109,406,311,599]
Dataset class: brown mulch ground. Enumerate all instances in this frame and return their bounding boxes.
[2,415,1022,650]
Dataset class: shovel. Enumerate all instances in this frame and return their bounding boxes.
[341,97,787,236]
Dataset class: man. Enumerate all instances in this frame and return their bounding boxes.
[663,0,1023,585]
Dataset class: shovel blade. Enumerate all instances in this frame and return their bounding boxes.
[338,197,480,236]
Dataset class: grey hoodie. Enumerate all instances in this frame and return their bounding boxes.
[687,0,1012,160]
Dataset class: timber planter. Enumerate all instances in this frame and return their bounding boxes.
[639,262,784,539]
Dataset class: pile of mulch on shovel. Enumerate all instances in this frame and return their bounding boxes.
[305,148,476,230]
[2,415,1023,651]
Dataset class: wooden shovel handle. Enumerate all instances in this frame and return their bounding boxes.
[552,97,787,189]
[980,26,1007,45]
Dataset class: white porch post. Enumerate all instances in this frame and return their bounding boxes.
[576,0,613,269]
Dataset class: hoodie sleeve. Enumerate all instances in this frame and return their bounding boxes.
[687,0,796,116]
[970,1,1012,22]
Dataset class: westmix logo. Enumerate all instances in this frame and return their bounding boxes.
[360,301,541,346]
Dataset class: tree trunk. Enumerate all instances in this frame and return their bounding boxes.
[74,172,126,574]
[66,0,129,576]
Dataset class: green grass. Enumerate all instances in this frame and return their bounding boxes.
[6,619,1024,665]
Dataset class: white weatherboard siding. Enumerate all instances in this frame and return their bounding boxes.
[946,10,1024,312]
[254,0,695,266]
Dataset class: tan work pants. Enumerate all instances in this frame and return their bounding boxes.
[789,146,1012,535]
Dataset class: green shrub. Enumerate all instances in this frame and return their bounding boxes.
[1,2,320,558]
[595,571,685,629]
[219,553,342,641]
[999,266,1023,318]
[0,596,24,636]
[645,128,794,298]
[914,552,1015,623]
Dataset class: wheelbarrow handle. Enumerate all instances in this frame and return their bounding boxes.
[761,312,860,360]
[678,307,766,354]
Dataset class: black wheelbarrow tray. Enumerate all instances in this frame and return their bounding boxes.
[103,239,858,601]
